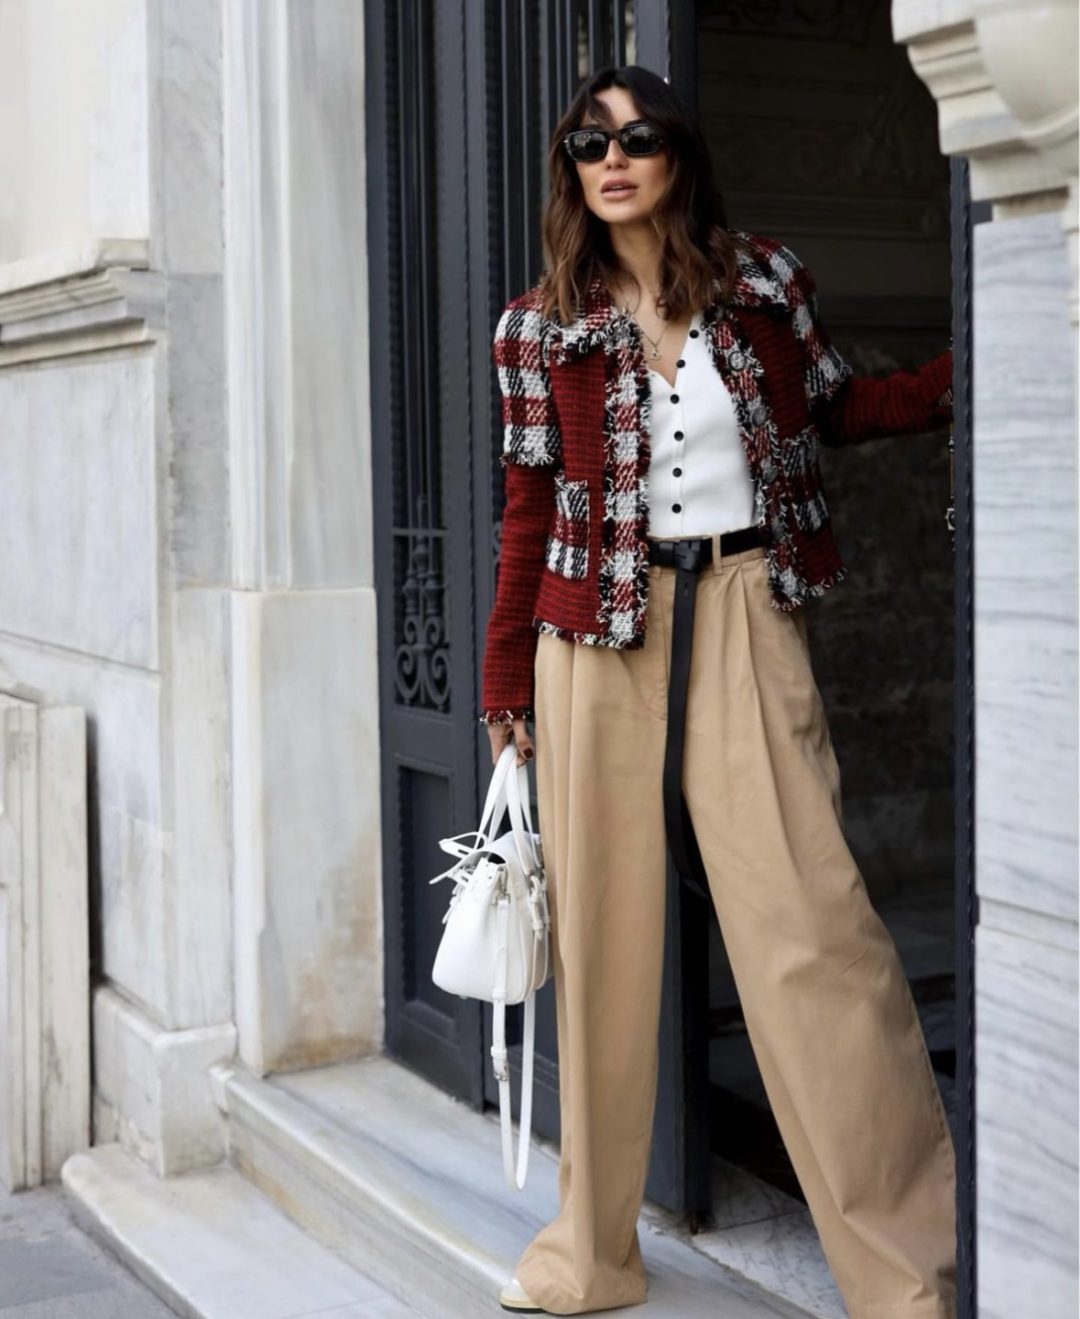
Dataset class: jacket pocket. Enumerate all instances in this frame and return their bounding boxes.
[781,424,830,534]
[544,472,590,580]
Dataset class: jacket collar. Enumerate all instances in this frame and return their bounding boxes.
[548,230,789,365]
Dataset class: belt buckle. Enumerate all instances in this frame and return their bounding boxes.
[672,538,708,572]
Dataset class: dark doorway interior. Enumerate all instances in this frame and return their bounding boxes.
[693,0,958,1196]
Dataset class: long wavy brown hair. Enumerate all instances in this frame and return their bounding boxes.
[537,64,747,326]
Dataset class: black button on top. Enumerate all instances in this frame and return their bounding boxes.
[688,329,699,338]
[672,466,682,477]
[670,393,679,403]
[674,430,684,440]
[676,359,685,368]
[672,502,682,513]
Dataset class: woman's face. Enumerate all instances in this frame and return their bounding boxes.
[573,86,670,227]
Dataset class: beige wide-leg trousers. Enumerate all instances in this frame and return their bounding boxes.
[514,538,957,1319]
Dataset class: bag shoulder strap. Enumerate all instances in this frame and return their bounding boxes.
[490,894,536,1190]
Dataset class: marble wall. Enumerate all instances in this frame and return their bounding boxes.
[0,0,382,1176]
[971,210,1078,1318]
[0,695,89,1189]
[221,0,381,1079]
[0,0,150,265]
[887,6,1079,1308]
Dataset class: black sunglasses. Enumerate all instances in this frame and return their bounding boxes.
[562,121,665,163]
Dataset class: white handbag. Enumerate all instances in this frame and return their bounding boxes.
[429,743,552,1189]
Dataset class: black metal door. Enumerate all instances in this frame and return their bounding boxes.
[367,0,711,1215]
[367,0,486,1104]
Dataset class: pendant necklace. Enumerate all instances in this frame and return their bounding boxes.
[635,322,667,361]
[615,282,667,360]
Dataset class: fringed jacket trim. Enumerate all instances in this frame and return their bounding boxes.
[479,230,953,725]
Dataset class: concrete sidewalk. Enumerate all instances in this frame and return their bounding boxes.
[0,1177,177,1318]
[7,1155,429,1319]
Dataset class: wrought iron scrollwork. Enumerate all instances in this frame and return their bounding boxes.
[395,495,450,710]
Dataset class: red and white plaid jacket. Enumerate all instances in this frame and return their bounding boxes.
[479,229,953,726]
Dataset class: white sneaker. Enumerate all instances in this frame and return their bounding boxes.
[498,1274,547,1312]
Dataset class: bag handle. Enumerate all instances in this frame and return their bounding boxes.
[504,757,542,877]
[429,745,532,889]
[476,743,519,840]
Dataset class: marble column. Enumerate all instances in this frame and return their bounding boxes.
[893,4,1079,1315]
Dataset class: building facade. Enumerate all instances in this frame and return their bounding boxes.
[0,3,1075,1317]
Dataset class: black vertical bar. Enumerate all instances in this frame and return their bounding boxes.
[613,1,627,62]
[668,0,697,97]
[587,0,604,68]
[950,152,985,1319]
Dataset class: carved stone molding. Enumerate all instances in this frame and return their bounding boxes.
[972,0,1078,326]
[893,0,1079,324]
[0,242,163,366]
[973,0,1077,182]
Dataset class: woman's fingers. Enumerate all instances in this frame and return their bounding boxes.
[511,718,534,767]
[487,722,512,765]
[486,718,534,766]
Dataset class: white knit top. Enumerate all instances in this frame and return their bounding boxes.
[646,309,757,538]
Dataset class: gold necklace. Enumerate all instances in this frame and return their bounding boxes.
[631,315,668,360]
[614,280,668,360]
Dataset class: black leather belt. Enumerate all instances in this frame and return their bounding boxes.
[647,523,768,902]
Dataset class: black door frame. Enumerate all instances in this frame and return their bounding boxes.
[950,153,986,1319]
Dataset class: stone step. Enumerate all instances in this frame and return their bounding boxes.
[60,1142,427,1319]
[217,1053,839,1318]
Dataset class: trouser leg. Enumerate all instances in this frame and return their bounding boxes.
[679,544,958,1319]
[514,624,669,1315]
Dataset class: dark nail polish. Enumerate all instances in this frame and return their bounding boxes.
[524,747,534,759]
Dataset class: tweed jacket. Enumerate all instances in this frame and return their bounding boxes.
[479,229,953,726]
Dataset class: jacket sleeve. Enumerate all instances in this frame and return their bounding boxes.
[785,247,954,446]
[477,300,561,727]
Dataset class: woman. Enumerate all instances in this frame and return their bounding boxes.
[479,64,957,1319]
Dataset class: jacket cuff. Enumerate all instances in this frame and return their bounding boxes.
[477,706,535,727]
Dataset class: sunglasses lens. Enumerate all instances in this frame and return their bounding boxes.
[565,124,663,162]
[566,129,608,162]
[622,125,663,155]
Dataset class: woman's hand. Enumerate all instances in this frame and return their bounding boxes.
[487,717,534,767]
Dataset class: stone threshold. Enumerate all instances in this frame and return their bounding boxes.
[62,1053,846,1317]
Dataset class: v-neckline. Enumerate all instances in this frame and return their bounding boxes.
[645,313,698,391]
